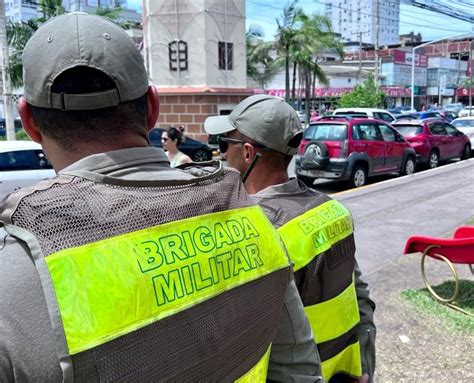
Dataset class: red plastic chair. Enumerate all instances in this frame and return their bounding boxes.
[404,226,474,316]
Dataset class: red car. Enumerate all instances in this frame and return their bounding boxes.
[392,119,471,169]
[295,116,416,188]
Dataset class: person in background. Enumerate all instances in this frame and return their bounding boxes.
[161,127,192,167]
[205,94,376,383]
[0,14,321,382]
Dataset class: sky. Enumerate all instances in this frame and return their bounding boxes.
[128,1,472,42]
[245,0,473,42]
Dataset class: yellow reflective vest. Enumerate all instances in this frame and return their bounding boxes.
[278,199,363,381]
[1,170,291,381]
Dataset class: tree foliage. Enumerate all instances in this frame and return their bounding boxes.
[270,0,343,118]
[246,26,283,89]
[338,74,386,108]
[6,1,122,89]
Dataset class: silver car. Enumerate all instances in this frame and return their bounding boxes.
[452,117,474,150]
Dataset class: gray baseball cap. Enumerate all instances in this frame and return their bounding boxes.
[204,95,302,155]
[23,12,148,111]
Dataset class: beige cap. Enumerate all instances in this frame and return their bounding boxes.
[204,95,302,155]
[23,12,148,110]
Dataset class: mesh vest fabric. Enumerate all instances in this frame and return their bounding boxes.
[1,169,291,381]
[255,189,362,381]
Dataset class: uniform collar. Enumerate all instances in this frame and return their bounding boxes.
[60,147,169,174]
[253,178,303,197]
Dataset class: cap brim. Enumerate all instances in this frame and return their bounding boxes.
[204,115,236,135]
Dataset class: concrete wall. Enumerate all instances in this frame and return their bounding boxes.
[145,0,246,88]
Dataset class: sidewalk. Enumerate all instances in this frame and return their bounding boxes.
[367,251,474,382]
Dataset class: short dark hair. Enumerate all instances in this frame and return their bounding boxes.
[166,127,184,145]
[29,66,148,150]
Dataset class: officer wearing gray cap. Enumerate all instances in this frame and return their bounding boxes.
[0,14,320,382]
[205,94,376,383]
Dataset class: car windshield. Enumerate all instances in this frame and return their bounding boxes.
[452,120,474,128]
[304,124,347,141]
[394,125,423,136]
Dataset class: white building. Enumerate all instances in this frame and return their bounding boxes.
[5,0,39,22]
[142,0,251,140]
[325,0,400,46]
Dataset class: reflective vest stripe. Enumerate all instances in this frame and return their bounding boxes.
[235,345,271,382]
[45,205,288,355]
[277,200,353,271]
[321,341,362,380]
[304,279,360,344]
[278,200,362,380]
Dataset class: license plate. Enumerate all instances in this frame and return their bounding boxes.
[299,169,324,177]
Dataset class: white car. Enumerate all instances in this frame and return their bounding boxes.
[333,108,396,123]
[0,141,55,197]
[452,117,474,149]
[458,106,474,118]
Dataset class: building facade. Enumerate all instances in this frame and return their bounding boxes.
[5,0,39,22]
[143,0,250,140]
[325,0,400,46]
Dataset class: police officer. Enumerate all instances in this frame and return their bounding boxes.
[0,15,322,381]
[205,95,376,383]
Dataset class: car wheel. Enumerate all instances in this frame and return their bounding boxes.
[461,144,471,160]
[297,175,314,187]
[349,165,367,188]
[400,156,415,176]
[427,150,439,169]
[193,148,211,162]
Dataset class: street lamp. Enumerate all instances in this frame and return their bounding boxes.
[410,33,473,111]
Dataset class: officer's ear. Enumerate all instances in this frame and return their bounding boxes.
[18,97,42,144]
[146,85,160,131]
[242,142,256,164]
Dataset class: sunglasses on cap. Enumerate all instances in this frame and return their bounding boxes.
[218,136,267,154]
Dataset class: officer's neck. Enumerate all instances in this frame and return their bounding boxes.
[42,135,150,173]
[244,161,289,195]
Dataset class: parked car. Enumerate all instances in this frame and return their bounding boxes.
[0,118,23,137]
[387,106,413,114]
[295,116,416,188]
[296,110,307,125]
[451,117,474,149]
[439,111,457,122]
[458,106,474,118]
[443,103,464,114]
[333,108,396,123]
[394,111,443,121]
[149,128,213,162]
[0,141,55,197]
[392,119,471,169]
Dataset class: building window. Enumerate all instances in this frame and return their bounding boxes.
[218,42,233,70]
[168,40,188,71]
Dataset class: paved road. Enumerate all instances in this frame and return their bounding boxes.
[331,158,474,275]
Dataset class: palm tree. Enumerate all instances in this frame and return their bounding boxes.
[296,14,343,121]
[246,26,283,90]
[276,1,304,102]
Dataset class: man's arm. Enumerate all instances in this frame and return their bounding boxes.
[0,228,62,381]
[354,262,376,382]
[268,279,324,383]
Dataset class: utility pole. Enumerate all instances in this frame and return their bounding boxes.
[0,0,15,141]
[351,31,369,85]
[357,32,363,85]
[374,0,380,87]
[470,39,473,116]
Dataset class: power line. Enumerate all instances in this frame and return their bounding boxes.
[311,0,467,33]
